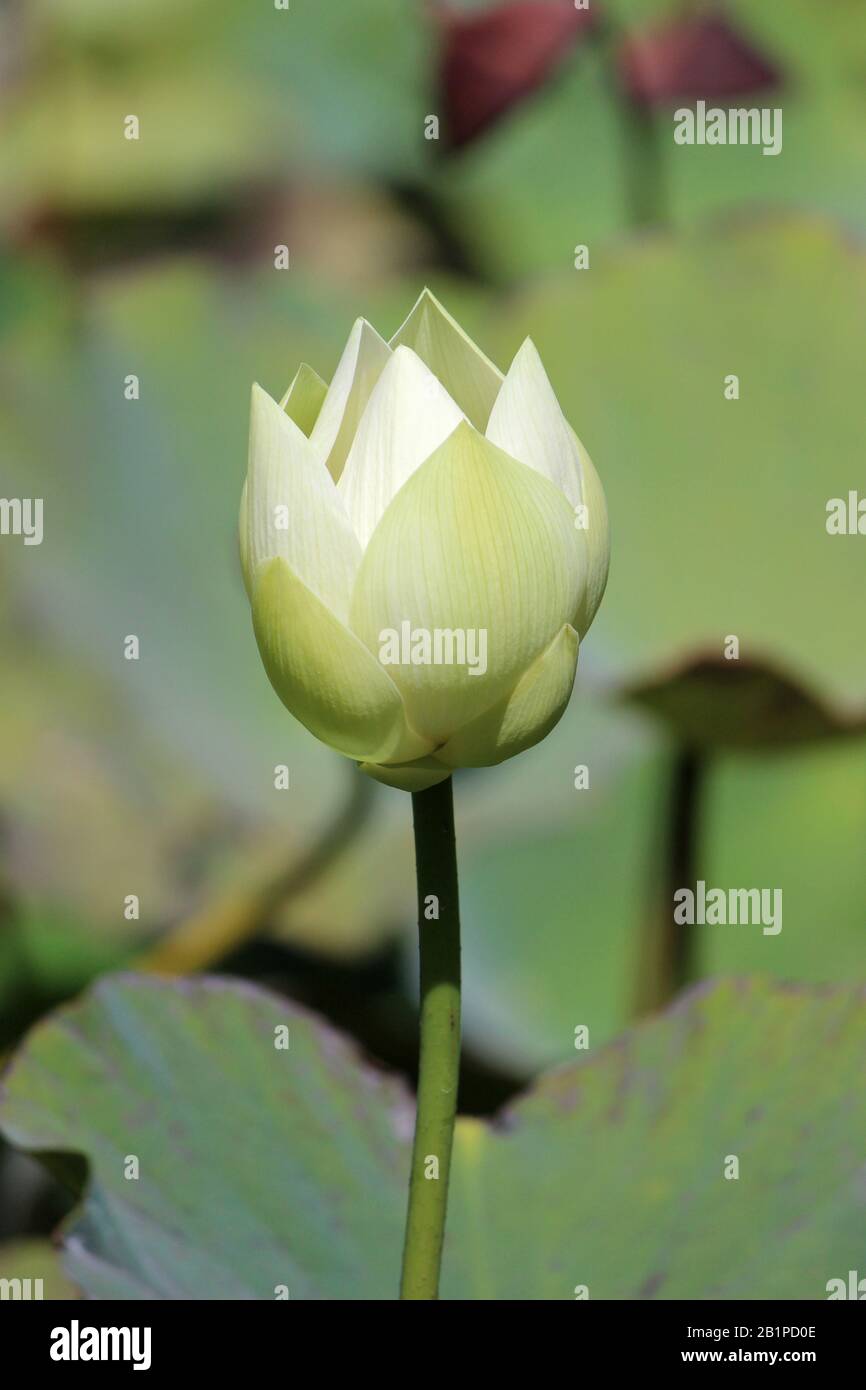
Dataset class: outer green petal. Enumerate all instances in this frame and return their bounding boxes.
[308,318,391,481]
[337,345,464,548]
[438,623,578,768]
[252,558,432,765]
[350,421,586,745]
[246,383,361,622]
[570,427,610,639]
[486,339,609,634]
[358,757,452,792]
[279,363,328,435]
[390,288,502,430]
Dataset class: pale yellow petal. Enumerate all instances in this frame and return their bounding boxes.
[571,430,610,638]
[279,363,328,435]
[438,624,578,767]
[252,558,432,764]
[308,318,391,481]
[390,288,502,430]
[246,383,361,622]
[487,338,609,634]
[350,422,586,744]
[358,757,452,792]
[338,346,464,548]
[487,339,582,506]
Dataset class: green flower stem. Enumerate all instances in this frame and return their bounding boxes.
[400,776,461,1300]
[592,14,669,230]
[634,744,707,1017]
[619,100,668,229]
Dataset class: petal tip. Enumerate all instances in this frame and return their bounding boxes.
[250,380,280,416]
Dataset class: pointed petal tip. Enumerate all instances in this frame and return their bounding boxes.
[250,379,305,435]
[250,381,282,415]
[404,285,455,326]
[389,342,425,372]
[339,316,387,353]
[390,286,502,427]
[504,337,548,381]
[354,315,384,338]
[515,335,540,361]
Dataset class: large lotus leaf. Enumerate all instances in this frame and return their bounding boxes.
[0,975,412,1299]
[490,217,866,712]
[445,973,866,1300]
[624,655,866,751]
[2,974,866,1299]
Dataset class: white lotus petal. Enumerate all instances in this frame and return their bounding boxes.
[358,756,452,792]
[246,384,362,621]
[279,363,328,435]
[308,318,391,481]
[487,338,610,633]
[438,623,578,767]
[338,346,465,548]
[572,430,610,638]
[252,558,433,765]
[350,422,586,744]
[486,338,583,506]
[390,288,502,429]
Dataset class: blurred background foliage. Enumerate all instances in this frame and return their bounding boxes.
[1,0,865,1269]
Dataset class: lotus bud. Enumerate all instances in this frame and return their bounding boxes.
[240,290,609,791]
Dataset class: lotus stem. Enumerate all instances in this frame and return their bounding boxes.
[592,13,669,229]
[634,744,707,1016]
[619,99,668,229]
[399,776,461,1300]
